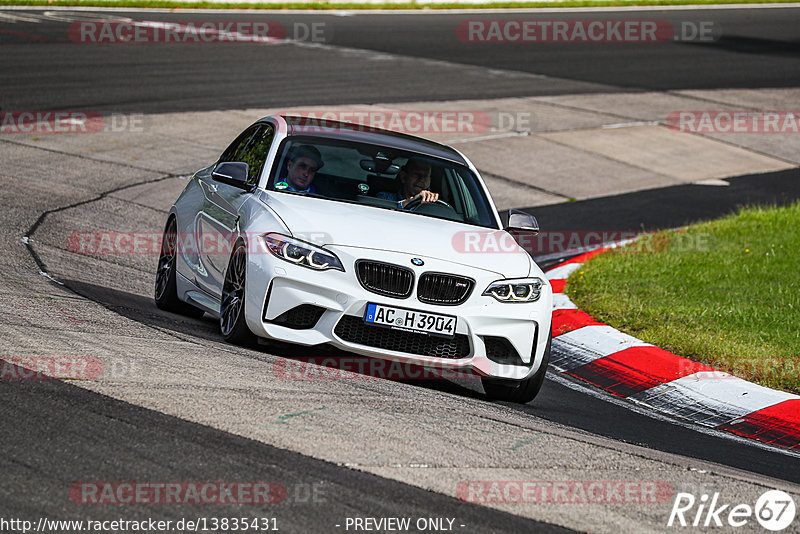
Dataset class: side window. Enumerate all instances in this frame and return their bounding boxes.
[447,168,479,221]
[238,124,275,185]
[456,168,493,225]
[459,178,478,219]
[444,169,467,217]
[219,125,259,164]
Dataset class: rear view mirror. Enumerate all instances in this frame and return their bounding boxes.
[212,162,250,190]
[506,209,539,234]
[360,154,400,175]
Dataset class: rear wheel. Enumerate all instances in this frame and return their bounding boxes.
[482,331,552,404]
[220,241,256,346]
[154,217,204,318]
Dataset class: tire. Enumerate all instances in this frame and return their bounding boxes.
[154,217,205,318]
[220,241,256,346]
[482,330,552,404]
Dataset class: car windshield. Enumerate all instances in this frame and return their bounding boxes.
[267,136,498,229]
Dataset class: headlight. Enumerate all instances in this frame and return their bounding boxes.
[482,278,543,303]
[262,233,344,272]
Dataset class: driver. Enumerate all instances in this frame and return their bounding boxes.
[376,158,439,209]
[282,145,324,194]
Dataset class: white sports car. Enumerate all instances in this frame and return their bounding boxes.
[155,116,553,403]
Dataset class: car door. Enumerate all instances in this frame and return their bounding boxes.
[196,122,275,297]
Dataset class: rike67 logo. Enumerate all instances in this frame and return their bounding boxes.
[668,490,796,531]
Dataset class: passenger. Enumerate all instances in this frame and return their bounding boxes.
[377,158,439,208]
[282,145,324,194]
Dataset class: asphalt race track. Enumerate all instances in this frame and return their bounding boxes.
[3,7,800,112]
[1,6,800,533]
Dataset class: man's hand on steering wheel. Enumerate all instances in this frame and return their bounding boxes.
[403,194,454,212]
[401,190,438,208]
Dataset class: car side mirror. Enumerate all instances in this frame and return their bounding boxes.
[212,162,251,190]
[505,209,539,234]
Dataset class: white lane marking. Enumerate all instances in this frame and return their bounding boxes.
[693,178,731,186]
[547,371,800,459]
[0,10,132,23]
[288,37,553,83]
[40,271,64,285]
[601,121,661,129]
[631,372,800,427]
[0,12,46,23]
[447,131,530,144]
[42,10,133,22]
[545,262,581,280]
[132,20,283,43]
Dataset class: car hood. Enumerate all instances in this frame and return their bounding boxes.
[262,192,532,278]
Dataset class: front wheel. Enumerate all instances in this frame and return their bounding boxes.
[220,241,256,346]
[154,217,204,318]
[482,331,552,404]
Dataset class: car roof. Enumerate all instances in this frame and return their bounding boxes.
[276,115,468,165]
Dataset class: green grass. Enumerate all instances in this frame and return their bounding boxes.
[567,202,800,394]
[3,0,800,9]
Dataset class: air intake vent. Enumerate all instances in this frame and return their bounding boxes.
[356,260,414,299]
[417,273,475,305]
[334,315,470,359]
[482,336,524,365]
[269,305,325,330]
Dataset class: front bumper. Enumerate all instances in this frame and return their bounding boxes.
[244,248,552,381]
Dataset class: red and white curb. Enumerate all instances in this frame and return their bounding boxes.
[546,248,800,451]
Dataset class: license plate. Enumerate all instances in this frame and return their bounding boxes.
[364,303,456,339]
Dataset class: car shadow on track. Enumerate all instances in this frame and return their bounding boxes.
[61,279,488,401]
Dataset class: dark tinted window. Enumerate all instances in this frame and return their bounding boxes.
[239,124,275,185]
[218,123,275,185]
[219,125,259,164]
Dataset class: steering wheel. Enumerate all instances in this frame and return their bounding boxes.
[405,198,454,211]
